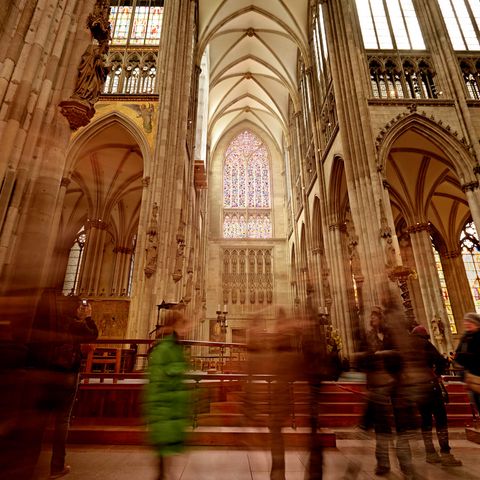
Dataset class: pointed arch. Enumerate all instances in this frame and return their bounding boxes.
[376,113,475,183]
[65,111,151,177]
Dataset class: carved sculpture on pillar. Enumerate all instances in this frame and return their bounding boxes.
[431,314,447,352]
[387,265,417,328]
[379,199,397,268]
[182,249,194,303]
[172,220,186,282]
[60,0,111,130]
[144,202,158,278]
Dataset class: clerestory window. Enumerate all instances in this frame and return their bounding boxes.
[223,131,272,239]
[438,0,480,51]
[109,0,164,46]
[355,0,425,50]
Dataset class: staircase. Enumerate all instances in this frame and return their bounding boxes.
[65,378,475,447]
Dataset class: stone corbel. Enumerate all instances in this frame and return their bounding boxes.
[59,0,111,130]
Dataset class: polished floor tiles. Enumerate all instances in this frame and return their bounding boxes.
[34,439,480,480]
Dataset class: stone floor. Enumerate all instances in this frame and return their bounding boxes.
[34,439,480,480]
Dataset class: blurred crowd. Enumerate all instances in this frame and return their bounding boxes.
[1,290,480,480]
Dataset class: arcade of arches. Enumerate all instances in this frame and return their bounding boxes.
[3,0,480,357]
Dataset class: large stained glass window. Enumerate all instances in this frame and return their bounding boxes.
[62,228,86,295]
[432,246,457,334]
[109,1,164,46]
[223,130,272,239]
[438,0,480,51]
[355,0,425,50]
[460,220,480,312]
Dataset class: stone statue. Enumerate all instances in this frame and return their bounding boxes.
[139,103,154,133]
[144,232,158,278]
[73,43,108,106]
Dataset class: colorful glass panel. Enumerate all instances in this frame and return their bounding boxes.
[146,6,163,45]
[223,130,272,239]
[109,3,163,46]
[111,6,132,45]
[460,221,480,313]
[433,248,457,334]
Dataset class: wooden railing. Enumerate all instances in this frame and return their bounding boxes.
[81,339,248,382]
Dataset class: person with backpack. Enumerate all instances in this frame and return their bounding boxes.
[410,325,462,466]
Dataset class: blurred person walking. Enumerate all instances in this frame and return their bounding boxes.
[245,309,301,480]
[358,304,417,479]
[410,325,462,466]
[25,290,98,479]
[455,312,480,422]
[144,310,191,480]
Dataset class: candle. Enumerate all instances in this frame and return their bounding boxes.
[223,304,227,312]
[217,304,221,312]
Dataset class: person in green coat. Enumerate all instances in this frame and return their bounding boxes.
[144,310,191,480]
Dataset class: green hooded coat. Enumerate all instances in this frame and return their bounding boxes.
[144,334,190,455]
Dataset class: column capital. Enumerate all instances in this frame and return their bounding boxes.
[406,222,430,234]
[461,180,479,192]
[440,250,461,259]
[85,218,109,230]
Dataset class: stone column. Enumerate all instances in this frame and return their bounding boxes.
[78,219,108,296]
[127,0,197,338]
[440,250,474,334]
[111,246,133,296]
[462,182,480,235]
[323,0,399,315]
[327,221,354,356]
[407,224,453,352]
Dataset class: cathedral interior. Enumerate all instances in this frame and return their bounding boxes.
[2,0,480,353]
[2,0,480,477]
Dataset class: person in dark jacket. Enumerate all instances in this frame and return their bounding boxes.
[358,304,418,479]
[24,290,98,479]
[455,312,480,417]
[410,325,461,466]
[144,310,191,480]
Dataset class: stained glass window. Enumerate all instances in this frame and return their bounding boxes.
[109,1,164,46]
[62,229,86,295]
[223,130,272,238]
[432,247,457,334]
[438,0,480,51]
[355,0,425,50]
[460,220,480,312]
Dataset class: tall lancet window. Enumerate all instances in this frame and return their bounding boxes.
[62,228,87,295]
[223,130,272,238]
[461,220,480,312]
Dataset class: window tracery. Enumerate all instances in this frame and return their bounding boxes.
[223,130,272,239]
[460,220,480,313]
[368,56,437,99]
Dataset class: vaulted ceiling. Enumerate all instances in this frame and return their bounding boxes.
[198,0,310,154]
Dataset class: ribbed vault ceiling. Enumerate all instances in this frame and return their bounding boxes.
[386,130,470,250]
[60,123,143,247]
[198,0,309,153]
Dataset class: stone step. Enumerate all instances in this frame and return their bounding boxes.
[61,425,336,448]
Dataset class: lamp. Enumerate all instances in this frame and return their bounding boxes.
[215,304,228,334]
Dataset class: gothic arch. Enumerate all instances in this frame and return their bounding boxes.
[311,196,322,250]
[65,111,151,178]
[376,112,476,183]
[328,155,349,222]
